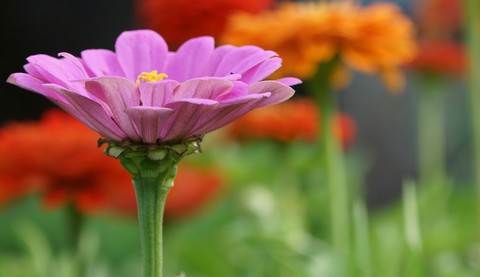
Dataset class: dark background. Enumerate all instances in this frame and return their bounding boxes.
[0,0,135,123]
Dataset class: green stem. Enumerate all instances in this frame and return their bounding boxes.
[67,205,84,253]
[417,78,447,184]
[465,0,480,234]
[66,206,86,277]
[402,179,425,277]
[353,198,371,277]
[308,59,350,257]
[323,94,350,257]
[133,174,172,277]
[103,139,200,277]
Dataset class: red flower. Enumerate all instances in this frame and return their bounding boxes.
[414,0,463,38]
[226,98,357,149]
[136,0,274,48]
[165,164,223,220]
[408,39,466,78]
[333,113,357,151]
[0,110,135,214]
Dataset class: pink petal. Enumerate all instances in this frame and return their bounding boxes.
[81,49,125,77]
[161,98,218,142]
[204,45,236,75]
[138,80,179,107]
[7,73,66,102]
[43,84,127,141]
[115,30,169,81]
[240,57,282,84]
[58,52,90,77]
[84,77,141,141]
[25,54,89,93]
[192,94,270,134]
[173,78,233,101]
[194,81,294,134]
[213,46,278,77]
[124,106,175,144]
[215,81,249,101]
[248,81,295,108]
[166,37,215,82]
[276,77,303,86]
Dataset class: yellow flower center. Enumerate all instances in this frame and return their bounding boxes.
[136,70,168,85]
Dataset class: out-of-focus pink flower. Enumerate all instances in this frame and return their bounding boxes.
[408,39,466,77]
[8,30,299,146]
[136,0,274,49]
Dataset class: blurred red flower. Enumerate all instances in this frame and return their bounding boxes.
[333,113,357,150]
[135,0,274,48]
[408,39,466,77]
[0,110,224,219]
[0,110,134,214]
[414,0,463,38]
[165,164,223,220]
[226,98,357,149]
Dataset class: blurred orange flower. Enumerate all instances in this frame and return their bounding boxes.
[408,39,466,77]
[0,110,224,219]
[136,0,274,48]
[221,2,416,92]
[226,98,356,149]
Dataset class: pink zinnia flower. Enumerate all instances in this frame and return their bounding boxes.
[7,30,299,145]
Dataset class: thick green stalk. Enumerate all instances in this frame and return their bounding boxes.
[465,0,480,233]
[124,155,179,277]
[133,170,174,277]
[102,138,201,277]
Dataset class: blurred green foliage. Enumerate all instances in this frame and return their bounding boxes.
[0,138,479,277]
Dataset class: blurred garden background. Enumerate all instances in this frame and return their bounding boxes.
[0,0,479,276]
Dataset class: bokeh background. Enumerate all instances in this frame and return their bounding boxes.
[0,0,477,276]
[0,0,427,206]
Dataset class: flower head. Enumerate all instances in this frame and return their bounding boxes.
[7,30,299,146]
[0,110,134,214]
[220,2,416,92]
[136,0,274,48]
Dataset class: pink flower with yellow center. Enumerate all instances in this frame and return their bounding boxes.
[7,29,300,277]
[7,30,299,145]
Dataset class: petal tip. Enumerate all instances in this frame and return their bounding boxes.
[6,74,17,85]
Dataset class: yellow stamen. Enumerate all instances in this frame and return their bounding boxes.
[136,70,168,85]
